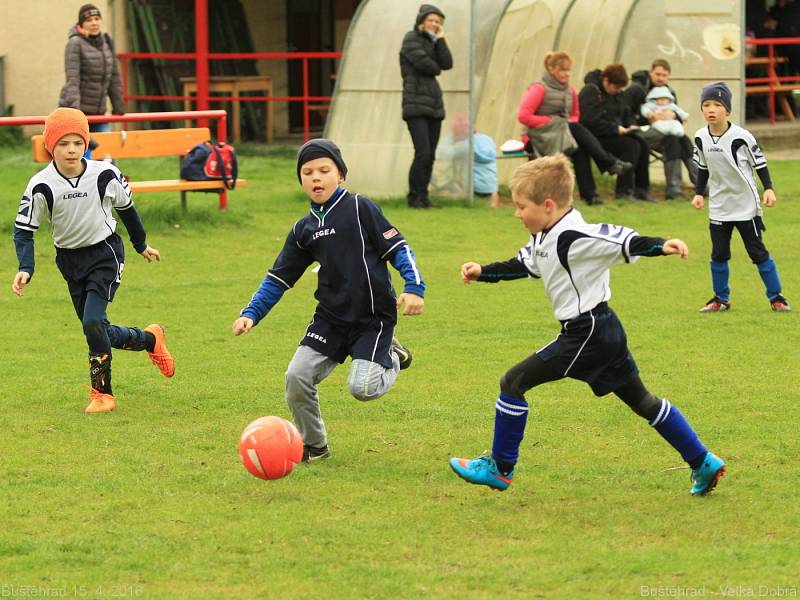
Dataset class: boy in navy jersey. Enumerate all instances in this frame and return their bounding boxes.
[233,139,425,463]
[691,81,790,313]
[449,154,725,495]
[12,108,174,413]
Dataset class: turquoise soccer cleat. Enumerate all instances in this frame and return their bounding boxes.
[449,455,514,491]
[691,452,726,496]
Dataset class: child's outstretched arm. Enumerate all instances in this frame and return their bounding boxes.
[12,226,35,296]
[464,257,532,283]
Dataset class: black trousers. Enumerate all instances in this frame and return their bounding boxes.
[569,122,617,200]
[406,117,442,205]
[710,217,770,264]
[597,133,650,194]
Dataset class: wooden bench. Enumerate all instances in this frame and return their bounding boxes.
[31,127,247,209]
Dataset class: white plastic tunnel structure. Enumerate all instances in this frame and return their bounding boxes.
[326,0,743,199]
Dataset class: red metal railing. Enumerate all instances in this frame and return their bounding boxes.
[118,51,341,141]
[745,37,800,124]
[0,110,228,142]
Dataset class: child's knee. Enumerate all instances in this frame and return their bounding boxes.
[348,360,388,402]
[348,377,383,402]
[82,317,105,339]
[285,363,314,399]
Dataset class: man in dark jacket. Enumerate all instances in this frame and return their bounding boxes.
[399,4,453,208]
[579,65,653,201]
[624,59,697,198]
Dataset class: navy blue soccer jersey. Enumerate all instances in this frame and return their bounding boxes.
[261,188,424,326]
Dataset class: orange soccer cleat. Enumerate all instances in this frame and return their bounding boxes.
[144,324,175,378]
[85,388,116,413]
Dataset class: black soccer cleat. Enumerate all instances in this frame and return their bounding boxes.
[303,444,331,463]
[391,336,413,370]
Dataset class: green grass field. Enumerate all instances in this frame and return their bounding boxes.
[1,145,798,599]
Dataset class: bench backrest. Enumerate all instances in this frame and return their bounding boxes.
[31,127,212,163]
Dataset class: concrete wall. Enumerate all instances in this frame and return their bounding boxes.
[240,0,290,138]
[0,0,123,132]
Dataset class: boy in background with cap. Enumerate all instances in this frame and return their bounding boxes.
[691,81,791,313]
[232,139,426,463]
[11,108,174,414]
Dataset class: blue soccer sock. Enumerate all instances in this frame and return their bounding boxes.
[710,260,730,302]
[492,394,529,470]
[756,257,783,300]
[649,399,707,469]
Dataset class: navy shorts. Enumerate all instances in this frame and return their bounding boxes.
[299,312,395,369]
[536,303,639,397]
[55,233,125,318]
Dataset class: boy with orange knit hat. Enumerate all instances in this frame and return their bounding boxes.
[11,108,174,413]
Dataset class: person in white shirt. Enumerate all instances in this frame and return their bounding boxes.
[449,153,725,496]
[11,108,174,413]
[691,81,790,313]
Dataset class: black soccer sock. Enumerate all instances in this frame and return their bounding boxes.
[496,460,515,476]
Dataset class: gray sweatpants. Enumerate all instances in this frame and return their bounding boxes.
[285,344,400,448]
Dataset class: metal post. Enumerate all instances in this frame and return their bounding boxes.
[195,0,210,129]
[302,58,310,141]
[467,0,475,202]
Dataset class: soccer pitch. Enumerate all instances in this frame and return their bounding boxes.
[1,147,798,598]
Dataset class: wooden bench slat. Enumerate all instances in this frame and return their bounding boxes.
[129,179,247,193]
[32,128,212,162]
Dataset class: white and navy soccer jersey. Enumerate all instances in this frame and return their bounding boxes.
[241,188,425,328]
[14,160,147,278]
[15,159,137,249]
[693,123,771,222]
[478,208,665,321]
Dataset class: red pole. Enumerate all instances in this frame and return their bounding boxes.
[768,43,776,125]
[302,58,310,141]
[195,0,210,129]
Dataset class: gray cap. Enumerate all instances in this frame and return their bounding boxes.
[700,81,732,113]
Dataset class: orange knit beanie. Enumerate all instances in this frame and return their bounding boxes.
[43,108,90,154]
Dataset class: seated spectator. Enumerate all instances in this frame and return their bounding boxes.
[624,59,697,199]
[473,131,500,207]
[518,51,631,206]
[641,86,689,137]
[579,64,653,201]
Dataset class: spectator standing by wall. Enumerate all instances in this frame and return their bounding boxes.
[579,64,653,201]
[399,4,453,208]
[59,3,124,147]
[518,51,631,206]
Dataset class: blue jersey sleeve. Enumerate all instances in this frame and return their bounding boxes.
[240,276,286,325]
[389,244,426,297]
[14,227,35,277]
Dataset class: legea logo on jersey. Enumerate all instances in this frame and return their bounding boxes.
[64,192,89,199]
[707,147,724,153]
[306,332,327,344]
[536,249,549,258]
[312,228,336,241]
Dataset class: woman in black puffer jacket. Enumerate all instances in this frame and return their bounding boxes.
[59,4,124,142]
[399,4,453,208]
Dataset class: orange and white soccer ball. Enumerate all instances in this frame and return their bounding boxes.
[239,416,304,480]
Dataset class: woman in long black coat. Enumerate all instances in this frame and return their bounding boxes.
[399,4,453,208]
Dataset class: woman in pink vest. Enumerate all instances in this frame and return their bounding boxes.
[518,51,630,205]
